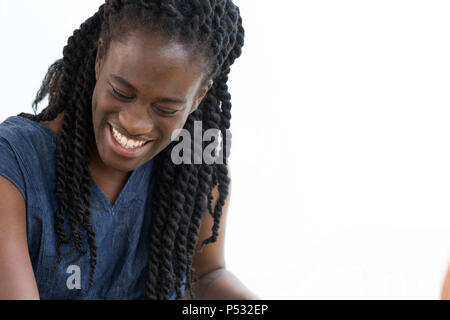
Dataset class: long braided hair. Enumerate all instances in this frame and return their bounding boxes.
[18,0,244,300]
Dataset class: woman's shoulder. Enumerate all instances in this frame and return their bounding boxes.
[0,114,54,137]
[0,114,60,198]
[0,114,60,150]
[40,112,64,137]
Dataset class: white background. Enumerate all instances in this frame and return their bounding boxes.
[1,0,450,299]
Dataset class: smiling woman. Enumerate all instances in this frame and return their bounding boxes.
[90,31,211,174]
[0,0,256,300]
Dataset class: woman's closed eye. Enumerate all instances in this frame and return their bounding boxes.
[154,106,179,115]
[108,82,180,116]
[109,83,133,100]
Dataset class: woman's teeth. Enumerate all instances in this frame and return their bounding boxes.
[111,126,147,149]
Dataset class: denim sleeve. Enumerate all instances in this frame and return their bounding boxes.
[0,137,26,201]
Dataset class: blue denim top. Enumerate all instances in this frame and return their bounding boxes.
[0,116,182,299]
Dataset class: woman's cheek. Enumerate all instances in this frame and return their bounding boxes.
[97,92,119,114]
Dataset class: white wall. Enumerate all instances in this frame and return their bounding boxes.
[1,0,450,299]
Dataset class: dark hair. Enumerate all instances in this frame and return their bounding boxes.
[18,0,244,300]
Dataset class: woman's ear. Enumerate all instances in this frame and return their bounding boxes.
[190,80,214,115]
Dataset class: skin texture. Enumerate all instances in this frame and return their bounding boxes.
[89,31,211,205]
[36,30,259,300]
[441,267,450,299]
[0,176,40,299]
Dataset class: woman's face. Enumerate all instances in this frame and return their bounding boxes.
[91,30,211,173]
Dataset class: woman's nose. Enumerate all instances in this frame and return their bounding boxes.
[118,103,154,138]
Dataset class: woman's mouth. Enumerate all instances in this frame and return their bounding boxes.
[107,123,153,158]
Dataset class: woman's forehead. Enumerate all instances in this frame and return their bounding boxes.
[107,32,201,73]
[104,32,204,95]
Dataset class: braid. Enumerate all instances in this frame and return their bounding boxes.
[172,116,200,299]
[196,82,230,249]
[146,147,176,299]
[198,1,245,248]
[20,0,244,300]
[173,163,198,299]
[183,104,215,299]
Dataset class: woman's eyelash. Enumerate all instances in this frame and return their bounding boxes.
[155,107,178,115]
[112,87,132,99]
[109,83,179,115]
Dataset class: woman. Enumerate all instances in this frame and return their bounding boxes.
[0,0,257,300]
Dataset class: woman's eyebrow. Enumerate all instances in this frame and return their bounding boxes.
[110,74,186,104]
[154,97,186,104]
[110,74,136,91]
